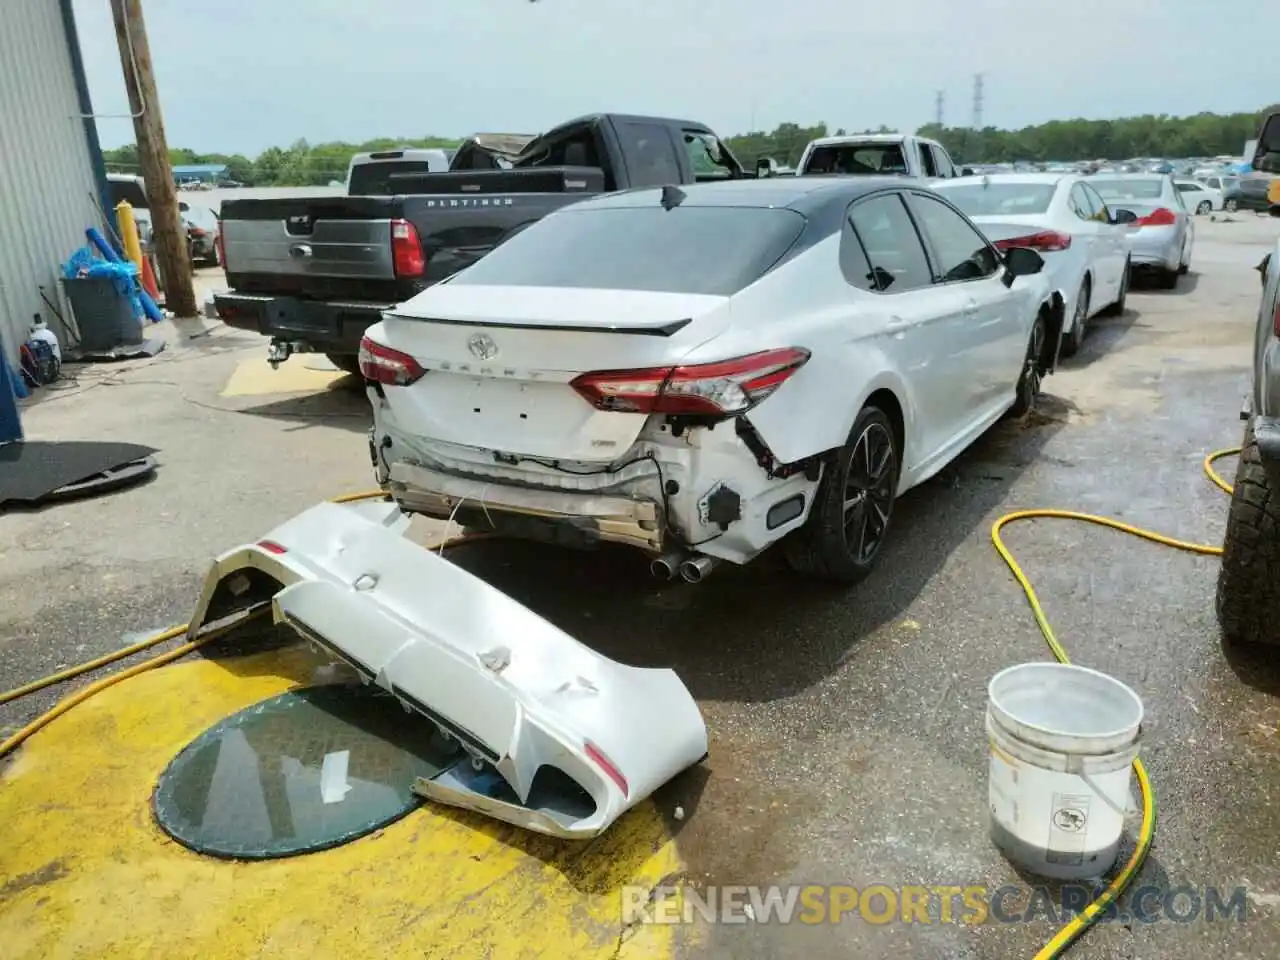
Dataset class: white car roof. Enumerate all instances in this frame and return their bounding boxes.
[806,133,914,146]
[936,172,1069,186]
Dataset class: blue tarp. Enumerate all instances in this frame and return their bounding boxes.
[62,247,145,324]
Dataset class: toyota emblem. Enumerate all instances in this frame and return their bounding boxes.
[467,333,498,360]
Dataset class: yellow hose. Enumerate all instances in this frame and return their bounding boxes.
[995,447,1239,959]
[0,450,1249,959]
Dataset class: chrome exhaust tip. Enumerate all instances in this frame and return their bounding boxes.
[678,555,718,584]
[650,551,686,581]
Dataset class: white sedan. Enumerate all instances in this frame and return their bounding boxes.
[932,173,1132,357]
[1174,177,1224,214]
[359,177,1057,584]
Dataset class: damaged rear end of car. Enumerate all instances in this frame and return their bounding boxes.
[361,191,831,574]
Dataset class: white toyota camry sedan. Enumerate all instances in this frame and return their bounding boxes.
[932,173,1133,357]
[359,177,1059,584]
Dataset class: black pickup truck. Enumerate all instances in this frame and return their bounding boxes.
[214,113,749,370]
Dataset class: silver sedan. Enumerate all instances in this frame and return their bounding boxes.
[1088,174,1194,289]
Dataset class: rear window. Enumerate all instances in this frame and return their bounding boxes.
[448,205,806,296]
[1090,179,1164,200]
[804,144,907,175]
[933,182,1056,215]
[108,178,148,209]
[348,161,439,195]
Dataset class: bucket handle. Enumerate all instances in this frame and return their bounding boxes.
[1065,725,1141,820]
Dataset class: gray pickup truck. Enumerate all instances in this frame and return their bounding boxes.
[214,113,748,370]
[1216,108,1280,648]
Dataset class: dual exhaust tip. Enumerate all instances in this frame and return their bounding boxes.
[650,551,718,584]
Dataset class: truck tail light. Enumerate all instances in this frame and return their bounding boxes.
[215,227,226,267]
[570,347,810,416]
[391,218,425,277]
[993,231,1072,253]
[358,336,426,386]
[1135,207,1177,227]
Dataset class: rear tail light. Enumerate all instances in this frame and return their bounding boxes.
[992,231,1072,253]
[1273,300,1279,338]
[1135,207,1177,227]
[584,741,629,797]
[257,540,287,554]
[358,336,426,386]
[215,227,225,266]
[570,347,810,416]
[391,218,425,277]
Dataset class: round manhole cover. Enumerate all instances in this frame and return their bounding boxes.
[152,683,462,859]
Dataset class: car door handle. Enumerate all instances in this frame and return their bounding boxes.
[886,314,908,337]
[962,299,980,320]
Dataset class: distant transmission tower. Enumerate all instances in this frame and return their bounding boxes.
[971,73,985,130]
[935,90,944,127]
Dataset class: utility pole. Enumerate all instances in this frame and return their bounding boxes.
[935,90,945,127]
[109,0,196,317]
[971,73,985,131]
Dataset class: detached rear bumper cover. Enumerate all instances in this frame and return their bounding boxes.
[187,500,707,839]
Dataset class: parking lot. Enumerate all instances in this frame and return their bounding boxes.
[2,212,1280,958]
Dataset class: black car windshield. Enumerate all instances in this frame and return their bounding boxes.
[448,204,806,296]
[934,182,1057,215]
[1090,179,1164,200]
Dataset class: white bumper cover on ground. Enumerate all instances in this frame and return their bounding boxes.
[187,499,708,839]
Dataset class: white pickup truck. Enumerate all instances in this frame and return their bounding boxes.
[758,133,972,181]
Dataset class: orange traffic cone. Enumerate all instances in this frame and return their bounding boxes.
[141,254,162,304]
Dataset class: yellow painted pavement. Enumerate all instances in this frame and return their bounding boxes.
[0,642,684,959]
[220,357,350,397]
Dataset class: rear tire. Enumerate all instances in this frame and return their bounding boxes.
[1196,200,1211,215]
[1100,258,1129,317]
[1225,199,1238,213]
[1060,279,1089,358]
[1157,267,1178,289]
[1007,308,1048,419]
[1216,427,1280,647]
[784,406,900,584]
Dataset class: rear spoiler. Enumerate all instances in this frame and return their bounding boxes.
[186,499,708,839]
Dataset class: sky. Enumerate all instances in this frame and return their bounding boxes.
[72,0,1277,157]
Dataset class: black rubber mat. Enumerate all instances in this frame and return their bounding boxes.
[0,441,158,506]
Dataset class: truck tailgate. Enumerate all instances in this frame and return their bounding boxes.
[221,196,405,287]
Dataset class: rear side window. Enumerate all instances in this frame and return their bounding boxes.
[846,194,932,293]
[920,145,938,178]
[616,123,683,188]
[932,145,956,178]
[448,204,806,296]
[908,193,999,282]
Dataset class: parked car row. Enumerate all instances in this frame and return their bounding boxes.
[104,172,221,267]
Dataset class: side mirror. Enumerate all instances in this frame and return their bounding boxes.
[960,167,976,177]
[755,156,780,179]
[1110,208,1138,225]
[1001,246,1045,287]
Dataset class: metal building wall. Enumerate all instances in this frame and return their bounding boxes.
[0,0,102,365]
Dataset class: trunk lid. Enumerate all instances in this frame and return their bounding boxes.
[375,284,731,462]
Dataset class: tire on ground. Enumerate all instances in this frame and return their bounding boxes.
[1216,426,1280,646]
[785,405,899,584]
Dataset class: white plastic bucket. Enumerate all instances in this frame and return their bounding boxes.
[986,662,1144,881]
